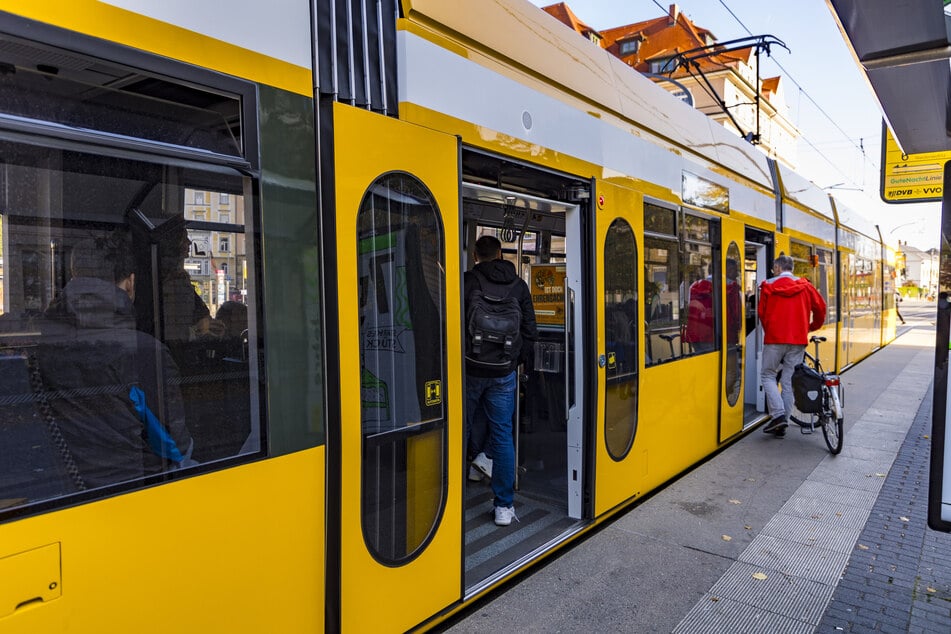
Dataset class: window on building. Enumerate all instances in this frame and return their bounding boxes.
[219,236,231,252]
[618,39,640,56]
[195,191,205,205]
[649,57,676,74]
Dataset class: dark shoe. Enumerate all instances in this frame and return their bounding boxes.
[763,416,788,434]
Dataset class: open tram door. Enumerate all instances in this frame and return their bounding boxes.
[459,157,588,591]
[743,227,773,424]
[332,104,463,631]
[592,182,644,514]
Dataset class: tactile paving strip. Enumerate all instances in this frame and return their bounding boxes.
[673,593,813,634]
[761,513,862,553]
[739,534,851,585]
[708,561,835,624]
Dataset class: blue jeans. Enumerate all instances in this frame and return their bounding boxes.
[466,372,516,508]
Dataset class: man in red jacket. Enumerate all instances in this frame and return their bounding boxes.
[759,254,827,436]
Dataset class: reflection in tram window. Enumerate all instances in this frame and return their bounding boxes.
[356,172,447,563]
[0,142,260,510]
[603,219,638,460]
[790,241,837,325]
[724,243,743,406]
[644,204,717,365]
[817,249,837,323]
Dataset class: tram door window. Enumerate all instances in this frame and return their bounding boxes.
[356,173,447,563]
[644,204,717,365]
[603,219,638,459]
[724,242,742,407]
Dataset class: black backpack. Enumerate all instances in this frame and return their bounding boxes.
[465,270,523,370]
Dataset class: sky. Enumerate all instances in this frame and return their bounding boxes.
[526,0,941,249]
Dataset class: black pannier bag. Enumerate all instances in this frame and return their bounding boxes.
[792,363,824,414]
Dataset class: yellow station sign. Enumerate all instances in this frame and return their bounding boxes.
[881,123,949,203]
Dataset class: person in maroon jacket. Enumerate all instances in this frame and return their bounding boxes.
[759,254,827,436]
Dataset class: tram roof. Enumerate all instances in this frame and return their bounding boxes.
[828,0,951,154]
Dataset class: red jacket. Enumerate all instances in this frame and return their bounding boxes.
[683,278,713,343]
[758,273,827,345]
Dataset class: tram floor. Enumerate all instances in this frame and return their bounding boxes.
[463,429,577,587]
[463,484,578,586]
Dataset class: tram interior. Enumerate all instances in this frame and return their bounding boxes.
[460,166,585,586]
[0,140,257,506]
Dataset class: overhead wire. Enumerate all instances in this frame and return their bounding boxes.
[649,0,872,189]
[713,0,873,186]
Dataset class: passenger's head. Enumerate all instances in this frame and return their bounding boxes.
[774,254,793,273]
[156,214,191,266]
[71,230,136,296]
[726,258,738,279]
[474,235,502,263]
[216,301,248,338]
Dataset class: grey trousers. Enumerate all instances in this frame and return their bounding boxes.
[761,343,805,419]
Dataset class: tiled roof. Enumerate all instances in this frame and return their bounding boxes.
[542,2,600,39]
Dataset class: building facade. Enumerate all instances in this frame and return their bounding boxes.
[542,2,800,167]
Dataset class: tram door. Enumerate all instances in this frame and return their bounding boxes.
[460,182,585,588]
[594,183,643,515]
[743,234,770,419]
[332,104,463,632]
[719,219,745,441]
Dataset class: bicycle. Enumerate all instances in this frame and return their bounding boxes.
[790,335,844,455]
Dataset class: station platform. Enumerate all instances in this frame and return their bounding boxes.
[441,300,951,633]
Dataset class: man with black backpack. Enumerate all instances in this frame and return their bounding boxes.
[464,235,537,526]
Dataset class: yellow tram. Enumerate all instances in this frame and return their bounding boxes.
[0,1,897,631]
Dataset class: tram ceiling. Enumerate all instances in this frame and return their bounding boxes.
[828,0,951,154]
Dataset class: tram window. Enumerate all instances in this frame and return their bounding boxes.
[645,235,681,364]
[682,225,715,355]
[357,172,447,564]
[0,37,242,157]
[604,219,638,460]
[644,204,717,365]
[816,249,836,323]
[790,241,814,281]
[0,141,260,513]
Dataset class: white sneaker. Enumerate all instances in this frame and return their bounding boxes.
[472,452,493,479]
[494,505,518,526]
[468,465,484,482]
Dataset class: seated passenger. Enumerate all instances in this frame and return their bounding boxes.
[215,300,249,359]
[35,230,194,489]
[133,213,224,346]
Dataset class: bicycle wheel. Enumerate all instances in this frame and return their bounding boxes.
[822,388,843,455]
